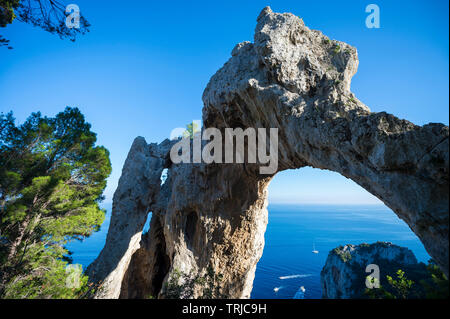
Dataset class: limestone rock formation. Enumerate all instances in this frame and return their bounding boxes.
[86,138,175,298]
[87,7,449,298]
[320,242,423,299]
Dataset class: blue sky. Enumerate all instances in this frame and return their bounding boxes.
[0,0,448,205]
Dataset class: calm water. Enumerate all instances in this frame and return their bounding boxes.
[66,204,430,299]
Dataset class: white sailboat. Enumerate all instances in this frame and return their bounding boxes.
[312,242,319,254]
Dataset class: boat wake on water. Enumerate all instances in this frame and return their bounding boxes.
[279,274,312,280]
[273,286,283,292]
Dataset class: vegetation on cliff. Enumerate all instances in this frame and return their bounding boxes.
[162,266,225,299]
[365,260,449,299]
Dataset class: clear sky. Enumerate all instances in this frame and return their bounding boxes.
[0,0,448,205]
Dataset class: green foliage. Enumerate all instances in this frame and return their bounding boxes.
[163,265,225,299]
[2,245,89,298]
[420,260,449,299]
[333,44,341,54]
[183,121,200,139]
[198,265,225,299]
[365,269,414,299]
[0,107,111,298]
[0,0,19,27]
[364,278,395,299]
[164,268,191,298]
[386,269,414,299]
[365,260,449,299]
[332,247,352,263]
[1,0,90,49]
[0,0,20,48]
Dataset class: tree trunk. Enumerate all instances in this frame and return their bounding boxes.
[7,217,30,262]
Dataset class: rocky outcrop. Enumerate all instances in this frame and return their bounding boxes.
[87,7,449,298]
[320,242,424,298]
[86,138,175,298]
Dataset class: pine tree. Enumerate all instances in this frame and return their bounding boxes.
[0,107,111,298]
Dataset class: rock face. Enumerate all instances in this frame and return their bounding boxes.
[320,242,423,299]
[87,7,449,298]
[86,138,175,298]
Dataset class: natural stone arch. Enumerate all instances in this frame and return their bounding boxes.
[87,7,448,298]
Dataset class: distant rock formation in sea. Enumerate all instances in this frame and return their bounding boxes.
[320,242,427,299]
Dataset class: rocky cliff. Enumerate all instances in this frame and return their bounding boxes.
[320,242,425,298]
[86,7,449,298]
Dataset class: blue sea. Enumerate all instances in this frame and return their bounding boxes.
[66,204,430,299]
